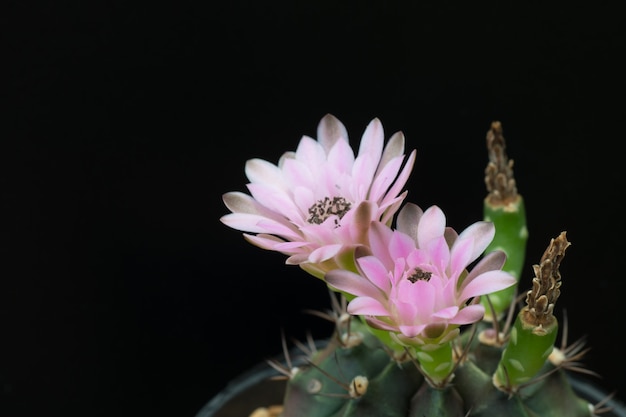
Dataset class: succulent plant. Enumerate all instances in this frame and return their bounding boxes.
[221,116,614,417]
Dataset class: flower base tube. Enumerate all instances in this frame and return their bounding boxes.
[413,342,455,387]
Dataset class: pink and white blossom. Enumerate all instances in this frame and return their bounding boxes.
[221,114,417,278]
[325,203,516,344]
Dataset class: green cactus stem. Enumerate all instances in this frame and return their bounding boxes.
[493,231,570,392]
[413,340,455,387]
[482,121,529,321]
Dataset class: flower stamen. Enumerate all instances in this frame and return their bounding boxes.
[407,267,432,283]
[307,196,352,225]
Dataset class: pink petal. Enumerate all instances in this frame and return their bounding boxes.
[325,270,382,299]
[396,202,423,239]
[246,183,299,218]
[456,221,495,262]
[341,201,375,245]
[286,253,310,265]
[295,136,327,169]
[245,158,285,187]
[433,306,460,320]
[378,131,405,172]
[220,213,299,239]
[409,280,436,319]
[459,270,516,301]
[449,236,474,279]
[387,229,417,261]
[352,153,377,194]
[417,206,446,247]
[356,256,391,292]
[427,236,451,277]
[368,221,396,268]
[464,251,507,282]
[256,218,303,238]
[309,244,343,263]
[282,157,315,190]
[244,233,289,251]
[317,114,348,153]
[399,324,426,338]
[222,191,282,219]
[394,300,418,324]
[347,297,389,316]
[292,186,315,217]
[273,240,309,251]
[326,134,355,173]
[368,155,403,202]
[365,317,399,332]
[378,192,407,225]
[449,304,485,325]
[380,149,416,208]
[357,117,384,159]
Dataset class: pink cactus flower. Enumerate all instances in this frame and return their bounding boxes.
[221,114,417,278]
[325,203,516,344]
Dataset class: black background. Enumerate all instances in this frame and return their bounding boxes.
[3,2,626,417]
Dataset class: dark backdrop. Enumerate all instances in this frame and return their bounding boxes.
[3,2,625,417]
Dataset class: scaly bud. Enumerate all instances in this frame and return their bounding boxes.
[482,121,529,320]
[493,232,570,391]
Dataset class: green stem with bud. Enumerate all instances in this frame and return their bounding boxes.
[493,231,570,392]
[493,310,558,389]
[481,121,528,321]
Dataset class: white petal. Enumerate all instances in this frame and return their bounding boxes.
[396,202,423,239]
[317,114,348,153]
[417,206,446,248]
[245,158,286,188]
[456,221,496,262]
[378,131,405,173]
[357,118,384,159]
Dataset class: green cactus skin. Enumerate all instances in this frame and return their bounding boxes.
[482,194,528,320]
[280,319,424,417]
[493,310,558,390]
[278,318,594,417]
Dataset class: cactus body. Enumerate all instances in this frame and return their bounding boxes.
[279,318,594,417]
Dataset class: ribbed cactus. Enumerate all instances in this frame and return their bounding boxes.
[221,115,611,417]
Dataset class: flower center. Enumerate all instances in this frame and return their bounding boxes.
[407,268,432,283]
[307,196,352,225]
